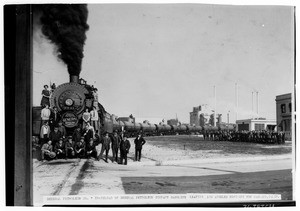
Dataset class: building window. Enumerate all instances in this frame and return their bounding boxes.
[254,123,264,131]
[281,104,286,113]
[289,103,292,113]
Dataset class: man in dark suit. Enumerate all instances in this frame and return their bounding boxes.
[120,135,131,165]
[111,131,121,163]
[134,133,146,162]
[86,138,98,159]
[75,137,86,158]
[65,136,75,159]
[49,106,61,130]
[72,127,82,143]
[49,126,62,147]
[54,138,66,159]
[83,124,94,145]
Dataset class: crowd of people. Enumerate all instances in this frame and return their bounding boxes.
[203,130,286,144]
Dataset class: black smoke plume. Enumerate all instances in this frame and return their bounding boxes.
[35,4,89,76]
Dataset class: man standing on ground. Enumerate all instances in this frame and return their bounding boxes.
[134,133,146,162]
[120,135,131,165]
[99,133,111,163]
[111,131,121,163]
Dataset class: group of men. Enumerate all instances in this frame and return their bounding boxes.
[40,131,146,165]
[203,130,286,144]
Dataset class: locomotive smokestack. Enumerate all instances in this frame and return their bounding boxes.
[70,75,79,83]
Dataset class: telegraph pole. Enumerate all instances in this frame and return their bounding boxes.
[235,83,238,121]
[214,85,216,127]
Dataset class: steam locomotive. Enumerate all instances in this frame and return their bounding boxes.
[32,75,235,138]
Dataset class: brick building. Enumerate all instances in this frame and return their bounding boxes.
[275,93,292,139]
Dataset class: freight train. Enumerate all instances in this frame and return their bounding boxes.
[32,75,236,138]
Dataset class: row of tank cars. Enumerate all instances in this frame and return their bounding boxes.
[103,113,236,137]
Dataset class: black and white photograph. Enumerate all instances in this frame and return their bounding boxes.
[3,0,298,207]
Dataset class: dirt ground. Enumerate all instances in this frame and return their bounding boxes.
[128,135,292,162]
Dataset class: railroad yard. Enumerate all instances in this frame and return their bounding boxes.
[33,135,293,206]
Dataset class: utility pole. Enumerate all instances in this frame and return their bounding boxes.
[235,83,238,122]
[252,91,254,119]
[214,85,216,127]
[256,91,259,118]
[227,110,230,124]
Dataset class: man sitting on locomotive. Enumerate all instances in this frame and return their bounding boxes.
[41,104,51,125]
[54,138,66,159]
[41,140,56,161]
[82,108,91,129]
[75,137,86,158]
[49,106,61,130]
[40,121,50,145]
[83,123,94,144]
[90,106,99,135]
[40,85,51,107]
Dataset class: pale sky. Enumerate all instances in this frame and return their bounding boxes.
[33,4,294,123]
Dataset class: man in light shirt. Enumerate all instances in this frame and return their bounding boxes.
[40,121,50,145]
[90,106,99,134]
[41,104,51,125]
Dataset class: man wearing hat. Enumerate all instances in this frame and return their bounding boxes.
[75,137,86,158]
[98,133,111,163]
[54,138,66,159]
[134,133,146,162]
[41,140,56,161]
[65,136,75,159]
[111,131,121,163]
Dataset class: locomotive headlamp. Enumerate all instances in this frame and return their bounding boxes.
[65,98,74,106]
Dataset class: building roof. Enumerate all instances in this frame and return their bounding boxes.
[236,118,276,124]
[275,93,291,101]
